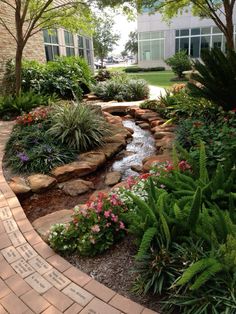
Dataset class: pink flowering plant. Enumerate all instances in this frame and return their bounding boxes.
[49,192,127,256]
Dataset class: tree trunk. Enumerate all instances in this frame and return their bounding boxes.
[101,56,104,68]
[15,45,23,96]
[224,2,235,51]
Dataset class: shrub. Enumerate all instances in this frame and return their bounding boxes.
[5,121,75,173]
[49,192,126,256]
[166,51,191,78]
[94,69,112,81]
[124,66,165,73]
[0,91,53,120]
[125,79,149,101]
[47,103,111,151]
[188,48,236,111]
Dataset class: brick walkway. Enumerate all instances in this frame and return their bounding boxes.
[0,121,158,314]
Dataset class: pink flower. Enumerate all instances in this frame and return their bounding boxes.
[104,210,111,218]
[119,221,125,229]
[109,194,120,206]
[139,173,151,180]
[89,237,96,244]
[111,213,118,222]
[127,176,136,188]
[165,161,174,172]
[106,222,111,228]
[178,160,191,172]
[96,200,103,213]
[79,208,88,217]
[91,225,100,233]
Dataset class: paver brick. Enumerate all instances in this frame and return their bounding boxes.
[47,254,71,272]
[0,292,30,314]
[3,218,18,233]
[64,303,83,314]
[8,230,26,247]
[17,218,33,233]
[7,197,21,209]
[17,243,38,261]
[34,242,55,259]
[0,206,12,220]
[62,282,93,307]
[109,294,144,314]
[5,273,31,296]
[41,305,63,314]
[23,230,42,246]
[63,266,91,287]
[21,290,50,313]
[43,287,74,312]
[11,258,34,278]
[142,308,159,314]
[80,298,120,314]
[1,245,21,263]
[0,304,7,314]
[0,233,11,249]
[25,272,52,294]
[29,255,52,275]
[0,221,4,234]
[11,207,26,221]
[0,278,11,299]
[44,269,71,290]
[84,279,116,302]
[0,259,16,279]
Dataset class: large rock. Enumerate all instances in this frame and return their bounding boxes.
[142,154,172,172]
[32,209,74,241]
[9,177,31,195]
[139,123,150,130]
[155,135,174,150]
[51,161,97,183]
[96,142,124,159]
[104,134,126,145]
[28,174,56,193]
[151,120,165,128]
[140,112,158,120]
[79,151,106,168]
[154,132,174,140]
[59,179,94,196]
[105,171,121,186]
[131,164,143,173]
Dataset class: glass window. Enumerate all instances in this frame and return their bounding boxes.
[212,34,222,49]
[200,35,211,53]
[212,26,222,34]
[180,37,189,53]
[45,45,59,61]
[150,31,164,39]
[151,40,164,60]
[66,47,75,56]
[175,38,180,53]
[85,38,90,50]
[139,32,150,40]
[64,31,74,46]
[191,28,200,36]
[140,41,151,61]
[190,36,200,58]
[78,35,84,57]
[175,30,180,37]
[43,29,58,44]
[180,29,189,36]
[201,27,211,35]
[43,29,59,61]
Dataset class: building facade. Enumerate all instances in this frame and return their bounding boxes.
[137,9,236,68]
[0,2,94,91]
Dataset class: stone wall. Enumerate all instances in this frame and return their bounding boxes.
[0,1,46,94]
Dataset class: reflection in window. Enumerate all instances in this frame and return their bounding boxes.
[190,36,200,58]
[200,36,210,52]
[212,35,222,49]
[180,37,189,53]
[64,31,75,56]
[78,35,84,57]
[43,29,59,61]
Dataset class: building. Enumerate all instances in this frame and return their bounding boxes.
[0,2,94,91]
[137,9,236,68]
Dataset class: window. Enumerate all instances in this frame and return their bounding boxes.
[78,35,84,57]
[175,38,180,53]
[43,29,60,61]
[85,38,92,64]
[138,31,165,61]
[190,37,200,58]
[191,28,200,36]
[201,27,211,35]
[212,35,222,49]
[180,29,189,36]
[64,30,75,56]
[180,37,189,53]
[200,35,211,53]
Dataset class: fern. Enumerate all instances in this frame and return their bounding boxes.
[188,187,202,228]
[199,141,208,184]
[136,227,157,260]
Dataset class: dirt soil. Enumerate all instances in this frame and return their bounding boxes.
[66,236,162,313]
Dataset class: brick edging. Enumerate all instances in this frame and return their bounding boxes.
[0,121,158,314]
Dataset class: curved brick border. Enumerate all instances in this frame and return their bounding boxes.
[0,121,158,314]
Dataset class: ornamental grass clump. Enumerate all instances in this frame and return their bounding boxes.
[47,103,111,152]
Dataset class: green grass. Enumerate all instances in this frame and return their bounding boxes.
[107,66,177,88]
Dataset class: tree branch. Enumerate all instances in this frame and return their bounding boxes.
[0,17,17,42]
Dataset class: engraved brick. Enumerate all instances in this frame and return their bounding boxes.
[84,279,115,302]
[62,283,93,306]
[0,206,12,220]
[11,258,34,278]
[64,267,91,287]
[1,246,21,263]
[29,256,52,275]
[11,207,26,221]
[25,272,52,294]
[17,243,37,261]
[44,269,70,290]
[3,218,18,233]
[9,230,26,247]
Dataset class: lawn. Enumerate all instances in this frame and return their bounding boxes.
[107,66,177,88]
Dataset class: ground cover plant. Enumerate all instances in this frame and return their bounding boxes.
[5,103,110,174]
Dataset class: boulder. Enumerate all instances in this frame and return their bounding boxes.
[104,134,126,145]
[154,132,173,140]
[9,177,31,195]
[59,179,94,196]
[142,154,172,172]
[131,164,143,173]
[105,171,121,186]
[79,151,106,168]
[140,112,158,120]
[139,123,150,130]
[28,174,56,193]
[151,120,165,128]
[156,136,174,150]
[32,209,74,241]
[51,161,97,183]
[112,181,130,190]
[96,142,124,159]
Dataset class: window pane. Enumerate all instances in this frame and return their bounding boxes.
[79,49,84,57]
[45,45,53,61]
[66,47,75,56]
[191,28,200,35]
[180,29,189,36]
[64,31,74,46]
[212,35,222,49]
[78,35,84,48]
[176,30,180,37]
[139,32,150,40]
[190,36,200,58]
[140,41,151,61]
[212,26,222,34]
[52,46,60,58]
[85,38,90,50]
[201,27,211,35]
[43,30,50,43]
[87,50,91,64]
[151,40,164,60]
[175,38,179,53]
[150,31,164,39]
[180,37,189,53]
[200,35,210,54]
[51,30,58,44]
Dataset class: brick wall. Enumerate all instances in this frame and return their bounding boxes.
[0,1,46,94]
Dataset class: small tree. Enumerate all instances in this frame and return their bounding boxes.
[93,13,120,67]
[166,51,191,79]
[124,31,138,55]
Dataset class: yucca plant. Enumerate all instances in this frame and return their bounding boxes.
[48,103,111,152]
[188,48,236,111]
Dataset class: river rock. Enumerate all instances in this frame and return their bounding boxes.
[154,132,173,139]
[96,142,124,159]
[140,112,158,120]
[104,134,126,145]
[79,151,106,168]
[135,120,145,125]
[131,164,143,173]
[156,135,174,150]
[105,171,121,186]
[125,127,134,134]
[59,179,94,196]
[142,154,172,172]
[51,161,97,183]
[9,176,31,195]
[32,209,74,241]
[139,123,150,130]
[28,174,56,193]
[151,120,165,128]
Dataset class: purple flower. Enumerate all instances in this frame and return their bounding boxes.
[17,152,29,162]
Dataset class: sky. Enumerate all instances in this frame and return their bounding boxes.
[112,14,137,55]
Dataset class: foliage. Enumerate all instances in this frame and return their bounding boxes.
[5,121,75,174]
[94,69,112,81]
[93,75,149,101]
[124,31,138,55]
[124,66,165,73]
[16,107,50,125]
[21,57,92,99]
[93,13,120,65]
[49,192,126,256]
[165,51,191,79]
[47,103,111,151]
[188,48,236,111]
[0,91,53,120]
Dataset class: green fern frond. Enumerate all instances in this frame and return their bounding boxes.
[199,141,209,184]
[136,227,157,260]
[188,187,202,228]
